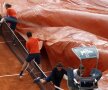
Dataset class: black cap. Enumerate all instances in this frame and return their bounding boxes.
[5,3,11,8]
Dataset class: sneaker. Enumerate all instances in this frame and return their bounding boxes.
[34,77,41,83]
[19,71,23,78]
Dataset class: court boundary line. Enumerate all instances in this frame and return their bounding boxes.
[0,73,22,78]
[0,70,51,78]
[0,41,5,44]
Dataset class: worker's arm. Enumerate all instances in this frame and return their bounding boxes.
[63,74,68,80]
[38,38,47,42]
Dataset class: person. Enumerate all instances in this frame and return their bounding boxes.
[67,64,85,90]
[34,62,68,90]
[0,3,17,31]
[19,31,45,78]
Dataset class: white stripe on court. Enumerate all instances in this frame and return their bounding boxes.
[0,71,51,78]
[0,73,26,78]
[0,74,19,78]
[0,41,5,44]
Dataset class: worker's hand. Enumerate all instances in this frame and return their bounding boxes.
[95,79,97,83]
[74,81,80,88]
[0,18,5,23]
[73,78,79,84]
[74,81,79,85]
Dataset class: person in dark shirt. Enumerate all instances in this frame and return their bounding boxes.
[35,62,67,90]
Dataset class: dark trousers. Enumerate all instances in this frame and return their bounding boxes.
[5,16,17,31]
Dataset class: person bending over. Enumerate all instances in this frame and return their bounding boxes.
[35,62,68,90]
[19,31,45,78]
[0,3,17,31]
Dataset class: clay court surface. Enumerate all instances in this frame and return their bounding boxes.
[0,36,68,90]
[0,36,40,90]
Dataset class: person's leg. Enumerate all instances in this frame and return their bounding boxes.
[10,21,17,31]
[21,61,29,72]
[19,61,29,77]
[34,53,41,68]
[4,17,17,45]
[10,22,17,45]
[19,54,32,77]
[5,16,17,31]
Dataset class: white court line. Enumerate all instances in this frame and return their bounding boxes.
[0,73,26,78]
[0,74,19,78]
[0,71,51,78]
[0,41,5,44]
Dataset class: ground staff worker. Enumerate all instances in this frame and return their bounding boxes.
[0,3,17,31]
[35,62,68,90]
[19,31,45,78]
